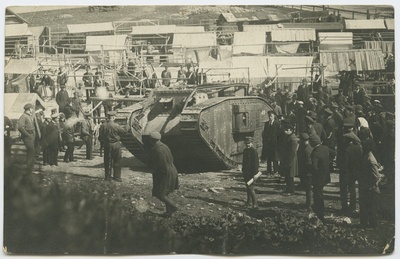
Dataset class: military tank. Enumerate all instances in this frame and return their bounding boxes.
[115,83,273,172]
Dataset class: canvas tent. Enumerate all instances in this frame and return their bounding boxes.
[172,33,217,63]
[4,93,46,121]
[5,59,39,93]
[86,35,128,64]
[320,49,385,72]
[319,32,353,50]
[67,22,114,34]
[232,31,265,55]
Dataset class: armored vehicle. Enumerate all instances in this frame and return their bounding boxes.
[115,83,273,172]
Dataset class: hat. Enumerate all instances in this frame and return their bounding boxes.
[309,134,321,147]
[107,111,117,116]
[343,122,354,128]
[282,121,294,130]
[150,131,161,140]
[305,115,314,124]
[331,102,338,108]
[345,104,353,110]
[60,84,66,88]
[298,101,304,105]
[324,107,333,115]
[244,136,253,142]
[59,112,65,118]
[374,100,381,104]
[51,108,57,113]
[300,133,309,140]
[24,103,34,110]
[51,113,59,119]
[267,110,276,115]
[308,111,318,120]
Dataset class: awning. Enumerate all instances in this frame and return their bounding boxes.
[4,59,39,74]
[233,31,265,55]
[172,33,216,48]
[265,56,314,78]
[4,93,46,120]
[271,28,316,41]
[319,32,353,45]
[243,24,282,32]
[86,35,127,51]
[175,26,205,33]
[131,25,176,35]
[5,23,33,37]
[28,26,45,38]
[281,22,343,31]
[344,19,386,30]
[67,22,114,34]
[320,49,385,72]
[385,19,394,30]
[364,41,394,53]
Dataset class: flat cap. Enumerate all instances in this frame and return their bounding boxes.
[51,113,59,118]
[297,101,304,105]
[282,121,294,130]
[324,107,333,115]
[107,111,117,116]
[331,102,338,108]
[308,111,318,120]
[305,115,315,124]
[150,131,161,140]
[60,84,66,88]
[24,103,34,110]
[245,136,253,142]
[300,133,309,140]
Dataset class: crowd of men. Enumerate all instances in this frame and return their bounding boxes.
[248,74,395,226]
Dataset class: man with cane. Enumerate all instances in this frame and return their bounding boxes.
[99,110,127,181]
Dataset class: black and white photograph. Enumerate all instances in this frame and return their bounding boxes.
[2,1,397,256]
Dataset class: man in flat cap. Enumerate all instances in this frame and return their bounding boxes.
[242,136,259,210]
[100,110,128,181]
[46,113,60,166]
[81,111,95,160]
[311,137,336,221]
[56,84,69,114]
[280,122,299,195]
[149,131,179,217]
[18,103,36,170]
[298,133,313,210]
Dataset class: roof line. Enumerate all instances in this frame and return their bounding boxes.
[6,7,29,24]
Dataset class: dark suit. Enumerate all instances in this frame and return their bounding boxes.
[298,142,313,207]
[297,84,309,103]
[46,120,60,165]
[280,133,299,192]
[341,142,362,211]
[81,118,94,159]
[261,119,279,173]
[311,144,336,220]
[242,146,259,182]
[56,89,69,114]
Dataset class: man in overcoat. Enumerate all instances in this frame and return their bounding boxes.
[56,85,69,114]
[46,113,60,166]
[298,133,313,210]
[81,111,95,160]
[149,131,179,217]
[261,111,279,174]
[311,140,336,220]
[18,103,36,170]
[280,121,299,195]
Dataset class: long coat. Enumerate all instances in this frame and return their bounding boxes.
[242,146,259,182]
[280,133,299,177]
[311,145,335,186]
[261,119,279,161]
[45,120,60,149]
[298,142,312,178]
[150,141,179,197]
[56,90,69,113]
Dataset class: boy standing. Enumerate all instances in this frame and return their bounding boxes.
[242,136,259,210]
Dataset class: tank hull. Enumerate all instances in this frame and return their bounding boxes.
[117,86,273,172]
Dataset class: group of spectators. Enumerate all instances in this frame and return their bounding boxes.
[246,75,395,226]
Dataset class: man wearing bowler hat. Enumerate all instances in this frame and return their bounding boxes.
[149,131,179,217]
[100,110,127,181]
[18,103,36,170]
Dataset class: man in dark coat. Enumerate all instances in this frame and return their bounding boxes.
[64,98,78,120]
[18,103,36,170]
[99,111,127,181]
[161,66,172,87]
[81,111,94,160]
[46,113,60,166]
[311,140,336,221]
[298,133,313,210]
[294,101,307,134]
[149,131,179,217]
[83,66,94,101]
[63,117,76,163]
[296,78,309,104]
[56,85,69,114]
[242,136,259,210]
[280,122,299,195]
[40,114,51,165]
[322,108,336,171]
[261,111,279,174]
[341,133,362,214]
